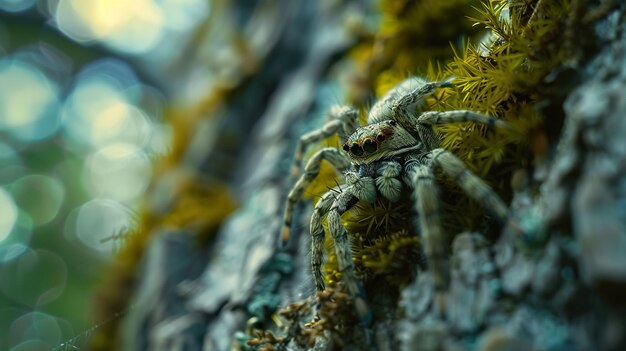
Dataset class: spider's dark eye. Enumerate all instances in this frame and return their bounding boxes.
[388,119,397,126]
[342,143,350,152]
[363,139,377,153]
[350,143,364,156]
[377,134,386,142]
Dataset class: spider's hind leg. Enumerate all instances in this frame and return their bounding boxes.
[430,148,508,220]
[407,149,510,317]
[291,105,358,178]
[390,78,453,133]
[406,161,448,316]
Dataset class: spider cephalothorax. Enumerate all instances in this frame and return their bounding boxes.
[342,119,420,165]
[280,77,509,324]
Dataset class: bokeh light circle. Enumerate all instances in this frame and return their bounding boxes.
[85,143,152,202]
[0,60,61,142]
[9,311,62,350]
[62,61,154,151]
[0,249,68,307]
[0,0,36,13]
[0,186,32,262]
[70,199,137,253]
[0,188,18,242]
[10,175,65,227]
[54,0,165,54]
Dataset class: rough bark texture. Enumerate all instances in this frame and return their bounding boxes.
[119,1,626,350]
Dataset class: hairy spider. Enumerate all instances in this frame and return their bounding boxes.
[280,77,510,324]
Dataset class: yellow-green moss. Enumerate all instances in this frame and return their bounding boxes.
[314,0,578,298]
[348,0,484,104]
[322,194,420,289]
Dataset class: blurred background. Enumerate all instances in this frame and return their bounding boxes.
[0,0,212,349]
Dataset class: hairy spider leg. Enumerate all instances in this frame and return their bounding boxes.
[326,190,372,325]
[291,106,358,178]
[281,148,351,246]
[409,149,509,316]
[416,110,511,150]
[309,186,341,292]
[430,149,508,220]
[406,161,448,316]
[388,82,511,316]
[310,162,402,296]
[415,110,524,235]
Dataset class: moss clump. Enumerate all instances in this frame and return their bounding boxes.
[309,0,588,322]
[322,192,421,292]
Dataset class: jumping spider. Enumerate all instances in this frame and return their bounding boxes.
[280,77,510,323]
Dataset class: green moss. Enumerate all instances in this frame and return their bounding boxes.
[321,192,420,289]
[321,0,580,306]
[348,0,484,104]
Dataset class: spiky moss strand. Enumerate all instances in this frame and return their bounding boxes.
[356,231,421,286]
[345,198,412,237]
[428,0,584,180]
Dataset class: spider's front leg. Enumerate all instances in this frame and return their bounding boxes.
[406,160,448,316]
[326,189,372,325]
[389,78,510,151]
[309,186,341,292]
[280,148,351,246]
[310,168,378,292]
[290,105,358,178]
[407,150,509,316]
[415,110,511,150]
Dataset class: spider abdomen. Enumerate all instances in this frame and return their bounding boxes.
[368,76,429,124]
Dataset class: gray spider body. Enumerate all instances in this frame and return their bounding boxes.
[281,77,510,324]
[342,119,421,166]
